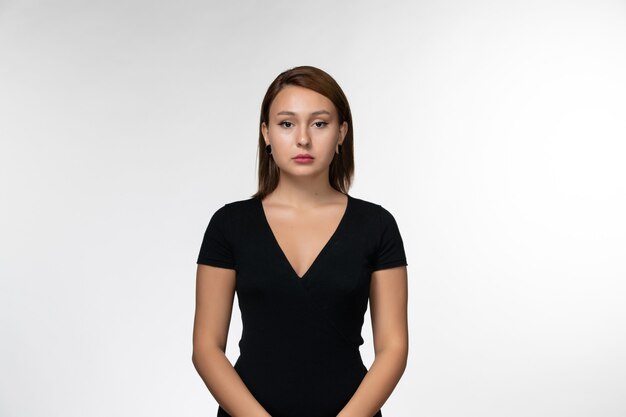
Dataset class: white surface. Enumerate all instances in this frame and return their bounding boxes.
[1,0,625,416]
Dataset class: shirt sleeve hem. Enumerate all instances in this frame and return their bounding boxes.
[197,258,237,270]
[371,259,408,272]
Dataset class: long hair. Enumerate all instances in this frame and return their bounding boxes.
[251,66,354,200]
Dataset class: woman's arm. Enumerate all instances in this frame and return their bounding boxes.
[192,264,271,417]
[337,265,409,417]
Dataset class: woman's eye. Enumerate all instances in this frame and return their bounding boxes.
[279,121,293,128]
[313,121,328,128]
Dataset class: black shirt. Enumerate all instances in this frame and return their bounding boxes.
[197,193,408,417]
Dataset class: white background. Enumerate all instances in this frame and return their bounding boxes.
[1,1,625,416]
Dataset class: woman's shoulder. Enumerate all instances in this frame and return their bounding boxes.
[216,196,258,217]
[348,194,398,216]
[348,194,405,233]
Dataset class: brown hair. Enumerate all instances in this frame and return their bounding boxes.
[251,66,354,200]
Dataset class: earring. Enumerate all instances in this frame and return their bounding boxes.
[336,144,342,155]
[265,144,272,155]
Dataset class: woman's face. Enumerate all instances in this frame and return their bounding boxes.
[262,85,348,178]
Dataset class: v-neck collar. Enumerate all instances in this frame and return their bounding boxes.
[257,193,352,282]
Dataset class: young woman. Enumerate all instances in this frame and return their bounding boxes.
[192,66,409,417]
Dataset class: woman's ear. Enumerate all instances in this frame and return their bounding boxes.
[261,122,269,144]
[339,121,348,145]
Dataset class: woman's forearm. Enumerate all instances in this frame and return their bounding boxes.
[337,346,408,417]
[192,347,271,417]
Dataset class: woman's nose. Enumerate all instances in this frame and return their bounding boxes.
[297,126,310,144]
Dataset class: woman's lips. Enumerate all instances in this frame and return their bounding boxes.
[293,155,314,163]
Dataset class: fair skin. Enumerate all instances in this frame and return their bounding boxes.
[192,85,408,417]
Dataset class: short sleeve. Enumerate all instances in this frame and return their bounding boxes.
[196,204,236,269]
[371,205,408,272]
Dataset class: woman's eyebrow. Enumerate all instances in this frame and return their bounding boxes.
[276,110,332,116]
